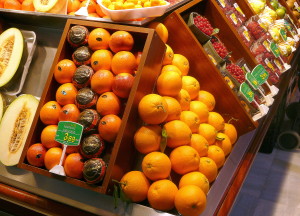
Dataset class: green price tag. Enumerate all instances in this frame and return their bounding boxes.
[270,42,280,58]
[280,28,287,41]
[246,73,259,90]
[239,82,254,103]
[251,64,269,85]
[55,121,83,146]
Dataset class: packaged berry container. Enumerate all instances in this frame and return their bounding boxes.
[203,36,230,65]
[250,35,276,60]
[238,26,255,47]
[245,15,268,40]
[255,54,280,85]
[215,0,234,12]
[225,9,243,29]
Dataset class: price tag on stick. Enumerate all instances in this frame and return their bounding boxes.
[251,64,269,85]
[50,121,83,176]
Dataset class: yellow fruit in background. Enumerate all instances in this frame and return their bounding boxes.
[162,44,174,65]
[170,145,200,175]
[215,132,232,156]
[207,111,225,131]
[199,157,218,183]
[172,54,189,76]
[189,134,209,157]
[147,179,178,211]
[150,0,160,6]
[207,145,225,169]
[123,1,134,9]
[223,123,238,144]
[189,100,209,123]
[181,76,200,100]
[134,125,161,154]
[143,1,151,7]
[156,71,182,97]
[180,110,200,133]
[198,90,216,111]
[175,185,207,216]
[176,89,191,111]
[142,152,171,181]
[179,171,210,194]
[161,64,182,76]
[148,22,168,43]
[164,120,192,148]
[198,123,217,145]
[163,96,182,122]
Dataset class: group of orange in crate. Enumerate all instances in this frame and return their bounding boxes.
[114,23,239,216]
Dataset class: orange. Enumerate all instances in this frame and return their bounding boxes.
[26,143,47,167]
[95,3,106,17]
[88,28,111,51]
[179,171,210,194]
[64,153,84,179]
[198,90,216,111]
[134,51,143,70]
[161,64,182,76]
[111,72,135,99]
[176,89,191,111]
[138,94,168,125]
[207,112,225,131]
[109,30,134,53]
[189,134,209,157]
[44,147,64,170]
[172,54,189,76]
[90,49,113,71]
[169,145,200,175]
[180,110,200,133]
[198,157,218,183]
[156,71,182,97]
[163,120,192,148]
[182,76,200,100]
[142,152,171,181]
[67,0,80,13]
[96,92,121,116]
[55,83,78,106]
[223,123,238,144]
[215,132,232,156]
[41,125,61,149]
[111,51,137,75]
[21,0,34,11]
[120,171,150,202]
[0,0,4,7]
[162,44,174,65]
[175,185,207,216]
[65,145,79,154]
[4,0,21,10]
[198,123,217,145]
[98,114,122,143]
[58,104,80,122]
[148,22,168,43]
[80,0,96,13]
[39,101,62,125]
[189,101,209,123]
[88,12,100,17]
[147,179,178,211]
[207,145,225,169]
[54,59,77,84]
[162,96,181,122]
[134,125,161,154]
[91,69,114,94]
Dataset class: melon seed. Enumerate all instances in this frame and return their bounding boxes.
[41,0,50,5]
[9,105,30,153]
[0,36,14,77]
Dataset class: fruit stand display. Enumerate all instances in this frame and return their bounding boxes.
[1,0,300,215]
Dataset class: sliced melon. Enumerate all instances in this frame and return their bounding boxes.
[0,94,39,166]
[33,0,64,13]
[0,28,24,87]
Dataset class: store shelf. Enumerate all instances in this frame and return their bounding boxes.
[1,1,300,216]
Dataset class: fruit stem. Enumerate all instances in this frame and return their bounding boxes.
[157,104,166,112]
[228,117,238,124]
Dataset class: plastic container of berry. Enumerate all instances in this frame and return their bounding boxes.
[203,36,230,65]
[187,12,215,44]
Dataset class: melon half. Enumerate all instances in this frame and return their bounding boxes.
[0,28,24,87]
[0,94,39,166]
[33,0,65,13]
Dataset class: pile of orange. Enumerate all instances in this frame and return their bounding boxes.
[117,22,239,216]
[0,0,34,11]
[26,26,144,183]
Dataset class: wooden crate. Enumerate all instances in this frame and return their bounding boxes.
[162,2,258,136]
[18,19,165,194]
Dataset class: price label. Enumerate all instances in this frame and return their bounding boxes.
[234,3,245,17]
[280,28,287,41]
[239,82,254,103]
[216,0,226,7]
[55,121,83,146]
[246,73,259,90]
[270,42,280,58]
[252,64,269,85]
